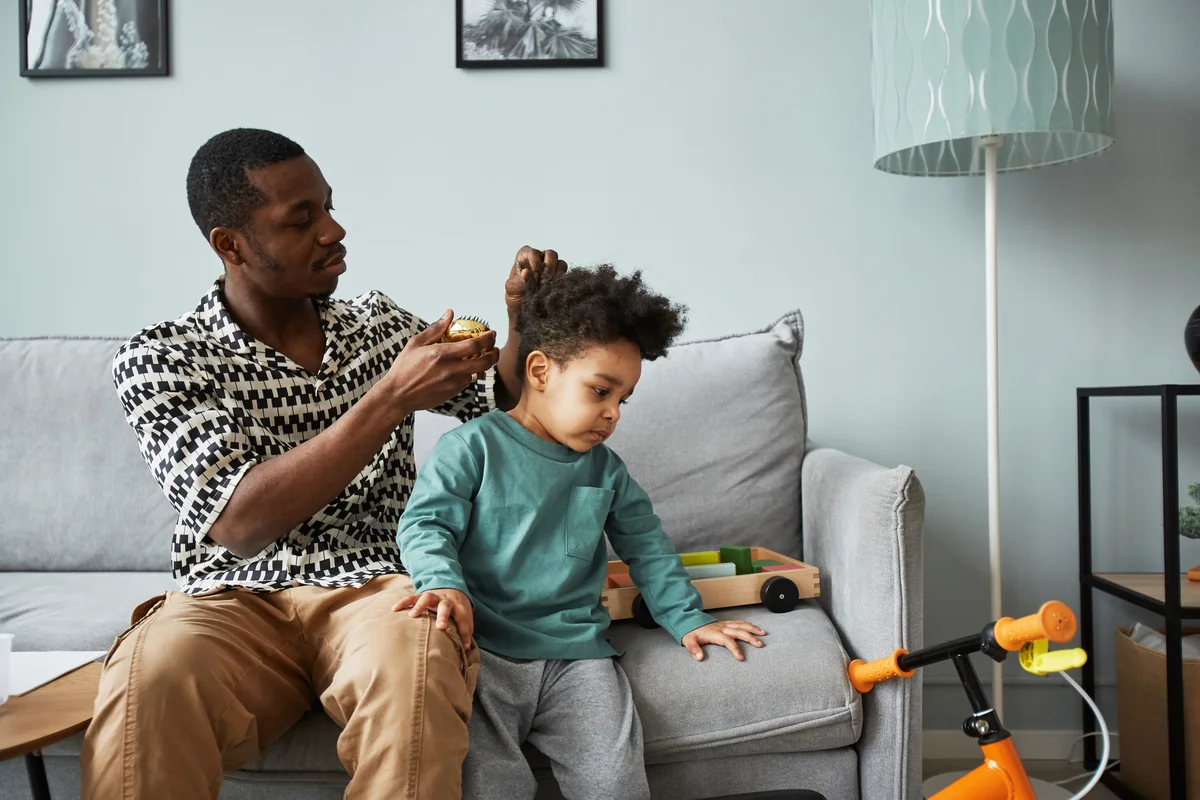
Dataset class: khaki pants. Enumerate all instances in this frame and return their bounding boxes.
[80,574,479,800]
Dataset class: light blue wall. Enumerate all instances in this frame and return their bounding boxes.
[3,0,1199,733]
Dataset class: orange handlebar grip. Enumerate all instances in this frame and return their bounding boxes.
[993,601,1077,651]
[848,649,915,694]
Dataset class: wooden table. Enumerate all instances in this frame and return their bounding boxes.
[0,662,102,800]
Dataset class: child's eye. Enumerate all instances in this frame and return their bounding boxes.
[593,387,609,398]
[619,399,628,406]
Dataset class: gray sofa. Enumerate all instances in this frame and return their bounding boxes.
[0,310,924,800]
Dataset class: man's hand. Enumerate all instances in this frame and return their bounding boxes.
[384,311,500,417]
[392,588,475,650]
[682,620,766,662]
[504,246,568,317]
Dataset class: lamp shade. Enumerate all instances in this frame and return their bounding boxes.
[871,0,1114,176]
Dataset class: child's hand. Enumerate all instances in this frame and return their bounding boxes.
[392,589,474,650]
[682,620,766,662]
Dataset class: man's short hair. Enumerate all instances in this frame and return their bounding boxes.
[515,265,688,380]
[186,128,306,239]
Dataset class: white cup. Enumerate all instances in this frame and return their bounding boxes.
[0,633,12,704]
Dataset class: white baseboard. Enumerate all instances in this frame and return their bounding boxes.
[923,730,1119,762]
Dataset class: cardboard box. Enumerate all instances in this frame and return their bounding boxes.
[1114,626,1200,799]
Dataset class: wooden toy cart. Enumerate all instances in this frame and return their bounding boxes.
[602,547,820,629]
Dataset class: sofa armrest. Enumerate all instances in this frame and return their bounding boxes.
[802,446,925,800]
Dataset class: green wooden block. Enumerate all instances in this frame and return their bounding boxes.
[719,546,754,575]
[752,559,784,572]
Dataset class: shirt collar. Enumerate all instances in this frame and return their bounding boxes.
[195,276,353,366]
[195,277,253,354]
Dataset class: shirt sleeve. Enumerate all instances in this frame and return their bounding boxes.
[605,457,717,644]
[111,341,258,544]
[378,293,497,423]
[396,431,481,597]
[432,367,496,424]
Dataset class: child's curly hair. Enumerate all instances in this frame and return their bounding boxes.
[516,265,687,380]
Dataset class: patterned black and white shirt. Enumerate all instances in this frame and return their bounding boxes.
[112,279,494,595]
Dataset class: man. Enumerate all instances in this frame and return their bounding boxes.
[80,127,566,799]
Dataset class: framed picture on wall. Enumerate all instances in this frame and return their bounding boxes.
[457,0,604,69]
[20,0,170,77]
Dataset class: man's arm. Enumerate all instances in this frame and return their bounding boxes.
[117,314,497,559]
[212,314,498,556]
[495,246,569,410]
[208,378,410,557]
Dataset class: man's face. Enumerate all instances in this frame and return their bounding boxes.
[535,340,642,453]
[230,155,347,300]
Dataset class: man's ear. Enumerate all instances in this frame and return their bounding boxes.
[526,351,551,392]
[209,227,246,267]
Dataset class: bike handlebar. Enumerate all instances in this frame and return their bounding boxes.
[993,600,1076,650]
[848,649,914,694]
[847,601,1078,694]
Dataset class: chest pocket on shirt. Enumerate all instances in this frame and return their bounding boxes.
[564,486,615,561]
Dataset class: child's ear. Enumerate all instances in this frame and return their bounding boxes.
[526,351,551,392]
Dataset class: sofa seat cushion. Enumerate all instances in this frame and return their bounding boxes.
[0,572,178,652]
[612,603,860,762]
[8,577,857,774]
[235,600,859,775]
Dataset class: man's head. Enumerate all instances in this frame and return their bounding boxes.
[186,128,347,300]
[515,265,687,452]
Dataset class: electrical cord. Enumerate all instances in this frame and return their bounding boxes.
[1057,671,1111,799]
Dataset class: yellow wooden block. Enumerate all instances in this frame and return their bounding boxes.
[680,551,720,567]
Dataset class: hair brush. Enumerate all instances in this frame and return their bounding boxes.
[442,315,494,359]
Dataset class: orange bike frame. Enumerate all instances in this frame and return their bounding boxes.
[928,738,1036,800]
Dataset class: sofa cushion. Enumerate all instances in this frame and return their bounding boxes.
[0,572,178,651]
[611,603,859,761]
[0,338,176,572]
[234,600,857,775]
[600,311,807,558]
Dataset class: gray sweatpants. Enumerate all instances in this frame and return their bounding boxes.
[463,649,651,800]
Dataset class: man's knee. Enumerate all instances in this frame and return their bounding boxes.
[341,613,475,693]
[101,606,241,718]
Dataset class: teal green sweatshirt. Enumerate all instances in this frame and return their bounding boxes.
[397,410,716,660]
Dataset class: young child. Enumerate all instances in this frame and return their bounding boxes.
[394,265,765,800]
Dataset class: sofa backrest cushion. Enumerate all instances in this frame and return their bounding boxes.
[602,311,808,557]
[3,311,807,573]
[0,338,175,571]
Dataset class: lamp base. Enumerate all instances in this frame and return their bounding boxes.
[922,772,1076,798]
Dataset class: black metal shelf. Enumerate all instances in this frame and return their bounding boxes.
[1078,384,1199,799]
[1078,384,1200,398]
[1083,573,1200,619]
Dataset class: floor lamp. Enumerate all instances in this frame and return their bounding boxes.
[869,1,1114,793]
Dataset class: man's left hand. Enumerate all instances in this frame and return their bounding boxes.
[505,246,568,317]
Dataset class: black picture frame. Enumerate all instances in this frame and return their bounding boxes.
[457,0,604,70]
[19,0,170,78]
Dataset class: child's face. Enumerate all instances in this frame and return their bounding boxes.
[533,339,642,453]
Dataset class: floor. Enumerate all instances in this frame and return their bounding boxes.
[925,760,1118,798]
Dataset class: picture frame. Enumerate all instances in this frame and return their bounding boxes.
[20,0,170,78]
[457,0,604,70]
